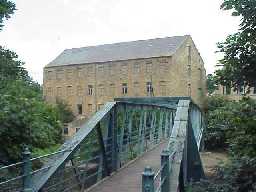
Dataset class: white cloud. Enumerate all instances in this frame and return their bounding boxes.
[0,0,240,84]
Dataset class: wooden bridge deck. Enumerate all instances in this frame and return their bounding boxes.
[87,141,168,192]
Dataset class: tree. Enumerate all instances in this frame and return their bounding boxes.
[0,1,68,163]
[56,99,75,124]
[0,0,15,31]
[216,0,256,90]
[0,81,63,163]
[194,96,256,191]
[207,74,218,95]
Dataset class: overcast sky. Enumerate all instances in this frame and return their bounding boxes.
[0,0,240,84]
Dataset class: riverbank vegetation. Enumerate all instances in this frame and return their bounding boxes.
[0,1,74,164]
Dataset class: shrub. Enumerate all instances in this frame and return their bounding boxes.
[204,96,232,150]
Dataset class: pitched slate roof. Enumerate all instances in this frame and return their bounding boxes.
[46,35,189,67]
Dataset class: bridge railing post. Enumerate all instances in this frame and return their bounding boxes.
[161,150,170,192]
[22,146,32,192]
[142,166,155,192]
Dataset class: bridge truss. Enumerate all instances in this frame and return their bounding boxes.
[0,97,205,192]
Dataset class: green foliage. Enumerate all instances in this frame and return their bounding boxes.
[188,157,256,192]
[0,80,63,163]
[32,144,61,157]
[205,96,256,155]
[0,0,67,164]
[198,96,256,191]
[0,47,28,82]
[216,0,256,90]
[207,95,229,111]
[0,0,15,30]
[225,98,256,158]
[55,99,75,124]
[192,1,256,190]
[205,96,231,150]
[207,74,218,95]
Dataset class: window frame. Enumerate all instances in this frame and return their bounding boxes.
[66,85,73,97]
[146,60,153,73]
[122,83,128,95]
[146,82,153,95]
[77,104,83,115]
[88,85,93,96]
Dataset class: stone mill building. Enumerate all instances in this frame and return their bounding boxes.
[43,35,207,122]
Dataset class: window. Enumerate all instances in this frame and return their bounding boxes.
[109,64,115,76]
[121,63,128,75]
[63,127,69,135]
[188,65,192,77]
[159,58,168,64]
[187,45,192,76]
[56,87,62,97]
[88,104,93,113]
[159,59,168,74]
[160,63,168,74]
[67,86,72,97]
[133,63,140,73]
[87,65,93,75]
[88,85,93,95]
[188,83,191,96]
[77,85,83,96]
[187,45,192,57]
[66,69,73,79]
[146,82,153,96]
[97,104,104,110]
[56,69,64,80]
[146,61,153,73]
[122,83,128,95]
[198,68,202,80]
[159,81,167,96]
[97,64,104,73]
[98,84,104,97]
[46,70,53,80]
[109,83,115,97]
[134,82,140,96]
[77,104,82,115]
[77,67,83,78]
[46,87,53,96]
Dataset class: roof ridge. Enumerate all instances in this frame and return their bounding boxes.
[46,35,190,67]
[65,35,190,51]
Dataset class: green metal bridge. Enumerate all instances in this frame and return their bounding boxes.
[0,97,205,192]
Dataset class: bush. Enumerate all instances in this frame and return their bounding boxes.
[194,97,256,192]
[55,99,75,124]
[0,81,63,163]
[225,98,256,158]
[204,96,232,150]
[204,96,256,154]
[188,157,256,192]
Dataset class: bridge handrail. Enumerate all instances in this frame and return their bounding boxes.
[30,102,117,191]
[142,99,205,192]
[0,99,177,192]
